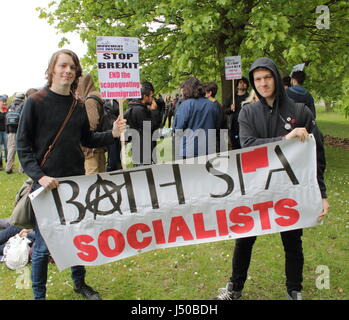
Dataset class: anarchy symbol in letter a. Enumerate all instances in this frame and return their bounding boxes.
[85,175,124,219]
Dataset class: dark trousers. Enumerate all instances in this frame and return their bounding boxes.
[106,140,122,172]
[0,225,22,255]
[229,134,241,150]
[230,229,304,293]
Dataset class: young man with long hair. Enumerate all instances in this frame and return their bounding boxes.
[17,49,126,300]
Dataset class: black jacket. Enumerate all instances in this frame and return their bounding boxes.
[0,111,6,132]
[238,57,327,198]
[224,93,249,134]
[125,100,161,164]
[16,87,115,182]
[286,85,316,119]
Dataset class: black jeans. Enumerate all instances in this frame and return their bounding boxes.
[106,140,122,172]
[230,229,304,293]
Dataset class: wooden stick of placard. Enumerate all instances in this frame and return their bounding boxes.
[117,99,126,169]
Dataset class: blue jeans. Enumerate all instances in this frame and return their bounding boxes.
[0,225,22,255]
[0,225,35,255]
[31,184,86,300]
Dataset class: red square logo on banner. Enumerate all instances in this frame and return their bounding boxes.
[241,147,269,173]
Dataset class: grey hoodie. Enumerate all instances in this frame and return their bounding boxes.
[238,57,327,198]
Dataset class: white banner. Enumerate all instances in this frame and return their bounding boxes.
[225,56,242,80]
[30,137,322,271]
[96,36,141,99]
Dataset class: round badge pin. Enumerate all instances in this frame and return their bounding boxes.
[284,123,292,130]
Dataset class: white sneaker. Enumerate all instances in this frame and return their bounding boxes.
[213,282,242,300]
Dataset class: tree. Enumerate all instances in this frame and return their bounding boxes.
[38,0,349,107]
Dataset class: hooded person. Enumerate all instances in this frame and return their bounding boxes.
[213,57,329,301]
[286,70,316,118]
[76,74,107,174]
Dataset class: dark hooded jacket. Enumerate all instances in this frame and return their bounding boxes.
[238,57,327,198]
[286,85,316,119]
[124,100,161,165]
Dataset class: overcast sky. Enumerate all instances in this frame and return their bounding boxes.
[0,0,86,96]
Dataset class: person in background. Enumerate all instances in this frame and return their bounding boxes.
[223,77,249,149]
[286,70,316,118]
[0,226,35,257]
[0,95,8,170]
[173,77,219,159]
[5,92,25,174]
[282,76,291,89]
[163,95,176,128]
[203,81,227,153]
[241,89,259,107]
[124,81,161,166]
[76,73,107,174]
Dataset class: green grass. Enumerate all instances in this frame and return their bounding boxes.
[316,106,349,139]
[0,114,348,300]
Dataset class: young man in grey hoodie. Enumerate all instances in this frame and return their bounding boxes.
[214,57,329,301]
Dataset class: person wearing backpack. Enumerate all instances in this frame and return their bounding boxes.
[76,74,107,174]
[77,74,122,173]
[5,92,25,174]
[104,99,122,172]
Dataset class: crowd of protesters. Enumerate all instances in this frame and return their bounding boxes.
[0,48,328,301]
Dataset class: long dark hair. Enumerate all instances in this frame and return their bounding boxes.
[45,49,82,94]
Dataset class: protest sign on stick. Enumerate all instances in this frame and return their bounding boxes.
[225,56,242,106]
[30,137,323,271]
[96,36,141,168]
[290,63,305,76]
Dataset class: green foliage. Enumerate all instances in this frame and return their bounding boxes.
[37,0,349,107]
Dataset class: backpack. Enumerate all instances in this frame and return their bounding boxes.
[85,95,119,132]
[5,101,24,126]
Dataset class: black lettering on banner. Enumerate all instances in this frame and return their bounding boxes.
[52,176,125,225]
[110,171,137,213]
[236,153,246,196]
[52,188,66,225]
[85,175,124,220]
[206,156,234,198]
[159,164,185,205]
[111,167,160,212]
[265,145,299,190]
[144,168,159,209]
[58,180,86,224]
